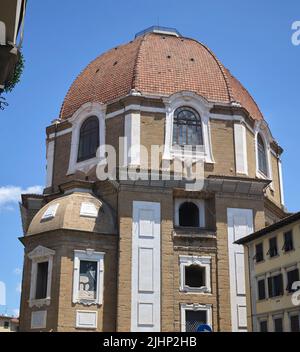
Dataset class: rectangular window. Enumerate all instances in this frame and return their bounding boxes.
[283,231,294,252]
[179,256,211,293]
[185,265,206,289]
[268,274,283,298]
[4,321,9,329]
[185,310,207,332]
[257,279,266,300]
[268,237,278,258]
[35,262,49,299]
[259,320,268,332]
[78,260,98,300]
[274,317,283,332]
[287,269,299,293]
[255,243,264,263]
[290,314,300,332]
[73,250,105,305]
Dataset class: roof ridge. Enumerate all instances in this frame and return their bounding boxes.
[131,34,148,92]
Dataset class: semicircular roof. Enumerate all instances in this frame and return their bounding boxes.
[60,31,263,121]
[27,192,116,236]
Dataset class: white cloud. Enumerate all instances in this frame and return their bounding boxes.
[0,185,43,210]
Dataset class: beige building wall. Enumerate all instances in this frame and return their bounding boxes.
[244,219,300,332]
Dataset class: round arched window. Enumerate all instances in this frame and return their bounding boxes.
[179,202,200,227]
[257,134,267,176]
[173,107,203,146]
[77,116,99,162]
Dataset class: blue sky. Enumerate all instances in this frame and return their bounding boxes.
[0,0,299,316]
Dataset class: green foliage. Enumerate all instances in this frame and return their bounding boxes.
[4,51,25,93]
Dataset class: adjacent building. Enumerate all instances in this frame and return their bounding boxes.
[236,212,300,332]
[18,26,287,332]
[0,315,19,332]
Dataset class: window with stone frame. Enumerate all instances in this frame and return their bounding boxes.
[257,134,268,176]
[259,320,268,332]
[273,316,283,332]
[268,273,283,298]
[255,242,264,263]
[181,304,211,332]
[73,250,105,305]
[77,116,99,162]
[283,231,294,252]
[267,237,278,258]
[286,268,299,293]
[179,256,211,293]
[173,107,203,147]
[257,278,266,300]
[28,246,55,308]
[290,313,300,332]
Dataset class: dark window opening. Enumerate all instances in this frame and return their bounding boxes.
[268,237,278,258]
[35,261,49,300]
[268,274,283,298]
[185,310,207,332]
[257,134,268,176]
[287,269,299,293]
[255,243,264,263]
[290,315,300,332]
[179,202,199,227]
[274,317,283,332]
[4,321,9,329]
[173,107,203,146]
[283,231,294,252]
[260,320,268,332]
[258,279,266,300]
[77,116,99,162]
[79,260,98,300]
[185,265,205,288]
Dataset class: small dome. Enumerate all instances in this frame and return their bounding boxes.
[27,192,116,236]
[60,31,263,121]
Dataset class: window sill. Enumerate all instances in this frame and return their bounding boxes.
[67,156,106,175]
[180,287,211,294]
[268,254,280,260]
[255,259,265,265]
[28,298,51,308]
[173,227,216,239]
[74,299,101,307]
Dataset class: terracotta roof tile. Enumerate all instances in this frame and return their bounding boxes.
[60,33,263,121]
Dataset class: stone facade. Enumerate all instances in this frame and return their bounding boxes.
[19,27,287,332]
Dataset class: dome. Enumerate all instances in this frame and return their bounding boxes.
[60,28,263,121]
[27,191,116,236]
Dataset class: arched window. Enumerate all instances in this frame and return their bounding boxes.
[179,202,199,227]
[77,116,99,162]
[173,107,203,146]
[257,134,268,176]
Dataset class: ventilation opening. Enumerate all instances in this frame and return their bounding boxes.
[185,264,205,288]
[179,202,199,227]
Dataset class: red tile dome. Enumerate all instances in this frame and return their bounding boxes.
[60,30,263,121]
